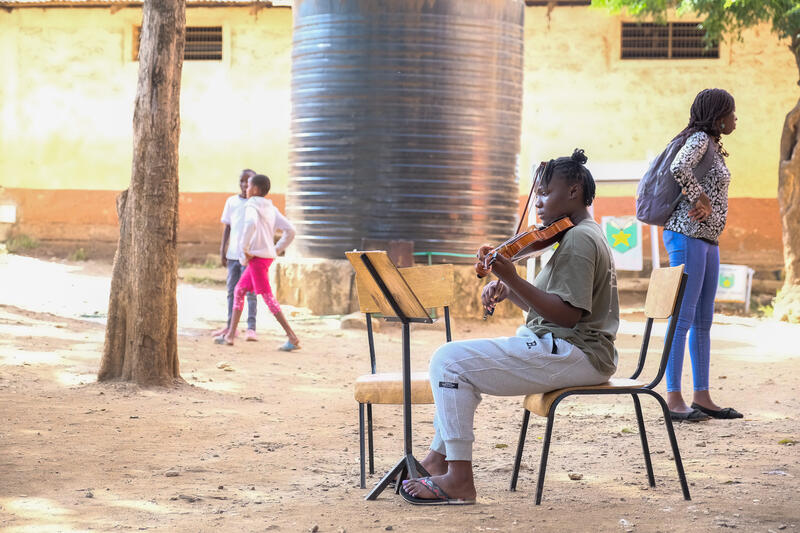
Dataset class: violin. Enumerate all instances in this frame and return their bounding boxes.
[476,217,574,279]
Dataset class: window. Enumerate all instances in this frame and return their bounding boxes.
[133,26,223,61]
[525,1,590,5]
[621,22,718,59]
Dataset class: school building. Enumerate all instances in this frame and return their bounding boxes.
[0,0,794,265]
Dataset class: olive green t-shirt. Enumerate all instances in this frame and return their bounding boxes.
[525,218,620,375]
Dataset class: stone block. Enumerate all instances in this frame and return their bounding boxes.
[339,311,382,331]
[270,258,527,319]
[271,258,358,316]
[449,264,527,319]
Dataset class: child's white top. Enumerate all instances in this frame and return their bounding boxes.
[220,194,248,261]
[239,196,296,262]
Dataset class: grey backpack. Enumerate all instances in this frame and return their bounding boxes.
[635,136,716,226]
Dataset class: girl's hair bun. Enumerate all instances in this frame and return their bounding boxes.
[571,148,587,165]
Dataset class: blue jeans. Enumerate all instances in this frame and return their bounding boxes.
[662,230,719,392]
[227,260,257,331]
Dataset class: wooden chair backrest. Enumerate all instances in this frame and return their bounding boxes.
[644,265,685,319]
[354,263,455,314]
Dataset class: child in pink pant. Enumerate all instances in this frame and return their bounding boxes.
[215,174,300,351]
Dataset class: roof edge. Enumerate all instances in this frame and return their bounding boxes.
[1,0,292,9]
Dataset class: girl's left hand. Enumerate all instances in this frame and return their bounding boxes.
[475,244,494,278]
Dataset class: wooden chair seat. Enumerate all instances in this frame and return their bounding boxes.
[522,378,645,417]
[348,258,455,489]
[510,265,692,504]
[354,372,434,404]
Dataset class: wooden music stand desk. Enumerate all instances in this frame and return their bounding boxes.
[346,251,433,501]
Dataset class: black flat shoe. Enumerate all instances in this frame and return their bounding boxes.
[669,408,710,422]
[691,403,743,419]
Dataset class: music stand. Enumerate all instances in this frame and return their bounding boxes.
[346,250,434,501]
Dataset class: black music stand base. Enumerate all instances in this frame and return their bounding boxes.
[352,253,434,502]
[364,320,431,501]
[365,454,431,500]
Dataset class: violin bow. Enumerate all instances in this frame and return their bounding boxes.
[482,161,549,320]
[517,161,548,235]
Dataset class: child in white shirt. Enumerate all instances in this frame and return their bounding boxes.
[214,174,300,351]
[213,169,258,340]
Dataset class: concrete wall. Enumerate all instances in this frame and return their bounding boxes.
[0,4,795,262]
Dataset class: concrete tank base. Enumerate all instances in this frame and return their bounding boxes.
[271,257,526,320]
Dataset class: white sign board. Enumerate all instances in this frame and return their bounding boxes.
[716,264,755,305]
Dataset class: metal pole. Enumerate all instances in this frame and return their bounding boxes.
[402,322,413,456]
[650,225,660,271]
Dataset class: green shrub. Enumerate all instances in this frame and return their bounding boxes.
[6,234,39,253]
[757,304,774,318]
[202,254,220,269]
[184,275,221,285]
[69,248,88,261]
[179,255,222,269]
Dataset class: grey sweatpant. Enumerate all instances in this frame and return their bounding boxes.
[429,326,611,461]
[226,260,257,330]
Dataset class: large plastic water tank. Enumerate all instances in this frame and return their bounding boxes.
[288,0,524,261]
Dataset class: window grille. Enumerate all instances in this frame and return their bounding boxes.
[525,1,590,5]
[621,22,718,59]
[133,26,223,61]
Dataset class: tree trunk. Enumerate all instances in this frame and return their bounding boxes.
[98,0,186,385]
[773,97,800,323]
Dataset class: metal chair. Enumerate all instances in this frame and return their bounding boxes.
[352,263,455,489]
[509,265,691,504]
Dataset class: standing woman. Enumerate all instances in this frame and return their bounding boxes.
[664,88,742,421]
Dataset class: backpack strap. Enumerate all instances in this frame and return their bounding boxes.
[692,136,718,180]
[667,135,716,214]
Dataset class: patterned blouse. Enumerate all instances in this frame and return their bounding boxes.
[664,131,730,244]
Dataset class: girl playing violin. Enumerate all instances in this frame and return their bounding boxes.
[401,149,619,505]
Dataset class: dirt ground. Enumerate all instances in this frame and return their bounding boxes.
[1,253,799,533]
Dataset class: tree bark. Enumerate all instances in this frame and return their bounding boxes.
[773,97,800,323]
[98,0,186,385]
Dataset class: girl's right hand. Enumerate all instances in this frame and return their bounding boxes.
[481,280,509,314]
[689,192,712,222]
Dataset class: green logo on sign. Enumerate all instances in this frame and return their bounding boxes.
[719,274,735,289]
[605,221,638,254]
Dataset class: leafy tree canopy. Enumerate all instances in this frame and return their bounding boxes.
[593,0,800,56]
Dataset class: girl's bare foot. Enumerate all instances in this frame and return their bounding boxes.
[403,472,476,502]
[419,450,447,476]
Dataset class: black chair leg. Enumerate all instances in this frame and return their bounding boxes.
[650,391,691,500]
[367,403,375,474]
[535,409,557,505]
[632,393,655,487]
[510,409,530,491]
[359,403,366,489]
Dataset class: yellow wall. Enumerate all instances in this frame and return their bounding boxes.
[0,5,796,199]
[521,6,798,199]
[0,6,293,193]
